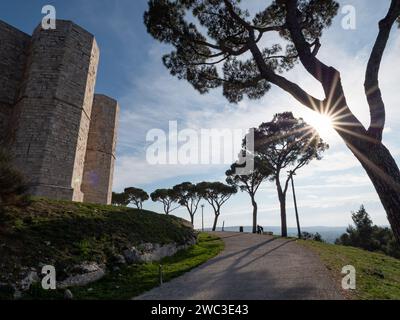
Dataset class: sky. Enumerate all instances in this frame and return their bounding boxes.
[1,0,399,230]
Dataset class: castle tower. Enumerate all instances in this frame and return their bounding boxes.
[0,21,30,145]
[10,21,99,201]
[81,94,119,205]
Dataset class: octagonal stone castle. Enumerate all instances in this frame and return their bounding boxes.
[0,20,119,205]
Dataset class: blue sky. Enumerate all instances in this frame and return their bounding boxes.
[2,0,399,229]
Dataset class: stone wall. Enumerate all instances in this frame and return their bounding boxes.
[82,94,119,204]
[0,21,30,145]
[0,19,118,204]
[10,21,99,201]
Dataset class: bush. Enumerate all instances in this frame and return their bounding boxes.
[0,148,29,207]
[302,231,324,242]
[335,205,400,259]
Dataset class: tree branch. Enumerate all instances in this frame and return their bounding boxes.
[189,54,230,66]
[311,38,321,56]
[223,0,252,32]
[281,0,368,139]
[248,39,324,110]
[283,175,291,195]
[254,25,286,33]
[224,0,285,35]
[283,0,334,93]
[169,203,180,212]
[364,0,400,140]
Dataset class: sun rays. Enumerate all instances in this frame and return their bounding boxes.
[306,112,335,140]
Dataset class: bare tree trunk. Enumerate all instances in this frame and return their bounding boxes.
[325,73,400,244]
[345,139,400,244]
[279,194,287,237]
[310,63,400,244]
[276,176,288,237]
[251,196,258,234]
[212,212,219,231]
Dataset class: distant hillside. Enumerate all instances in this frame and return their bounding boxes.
[212,226,348,243]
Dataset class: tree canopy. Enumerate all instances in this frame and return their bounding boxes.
[124,187,149,209]
[150,188,179,214]
[226,157,272,233]
[197,181,237,231]
[173,182,201,224]
[144,0,337,105]
[226,159,271,194]
[111,191,130,206]
[336,205,400,259]
[254,112,328,236]
[254,112,328,175]
[145,0,400,244]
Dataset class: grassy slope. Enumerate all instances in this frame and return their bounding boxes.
[0,198,195,284]
[27,233,224,300]
[72,233,222,299]
[299,240,400,300]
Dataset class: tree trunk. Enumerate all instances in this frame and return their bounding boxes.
[276,176,288,237]
[279,195,287,237]
[190,214,194,226]
[345,139,400,244]
[249,8,400,243]
[251,196,258,234]
[325,71,400,245]
[305,63,400,244]
[212,212,219,231]
[314,65,400,244]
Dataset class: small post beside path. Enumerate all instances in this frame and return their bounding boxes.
[159,264,163,286]
[201,204,204,232]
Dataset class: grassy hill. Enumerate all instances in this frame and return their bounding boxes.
[0,198,197,293]
[299,240,400,299]
[63,233,223,300]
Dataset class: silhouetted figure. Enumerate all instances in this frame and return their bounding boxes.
[257,225,264,234]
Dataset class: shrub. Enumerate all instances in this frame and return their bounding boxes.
[335,205,400,259]
[0,148,29,207]
[302,231,324,242]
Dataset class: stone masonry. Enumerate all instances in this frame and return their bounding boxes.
[82,95,119,204]
[0,20,119,205]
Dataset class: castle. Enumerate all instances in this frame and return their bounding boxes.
[0,20,119,205]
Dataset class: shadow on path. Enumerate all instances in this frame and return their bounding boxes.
[136,232,344,300]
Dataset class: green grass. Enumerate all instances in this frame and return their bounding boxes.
[0,197,195,288]
[26,233,224,300]
[299,240,400,300]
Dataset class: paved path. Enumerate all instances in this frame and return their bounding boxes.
[136,232,344,300]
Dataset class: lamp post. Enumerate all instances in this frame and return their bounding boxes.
[288,170,301,239]
[201,204,205,232]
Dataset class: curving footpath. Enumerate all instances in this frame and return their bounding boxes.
[136,232,344,300]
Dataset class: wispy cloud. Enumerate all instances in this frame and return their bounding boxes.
[109,0,399,228]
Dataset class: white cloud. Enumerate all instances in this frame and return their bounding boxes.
[110,0,400,228]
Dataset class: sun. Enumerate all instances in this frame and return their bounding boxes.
[303,112,336,140]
